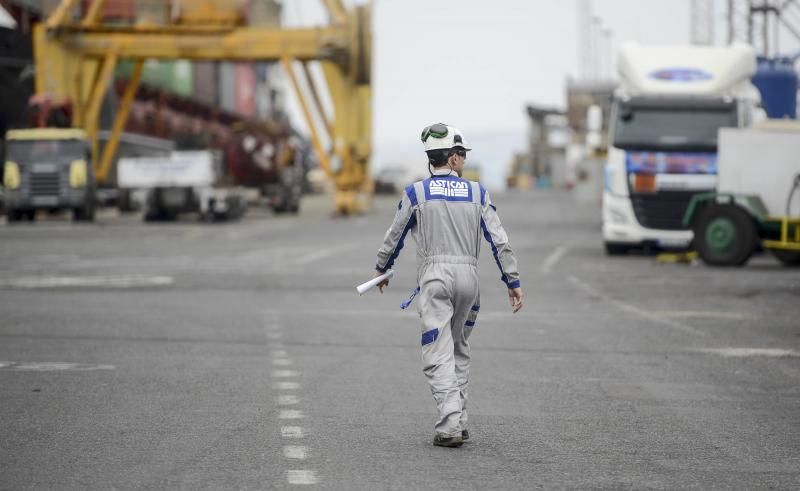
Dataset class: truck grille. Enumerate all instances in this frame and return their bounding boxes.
[29,172,62,197]
[630,191,696,231]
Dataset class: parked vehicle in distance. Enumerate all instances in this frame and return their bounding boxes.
[3,128,96,222]
[683,121,800,267]
[374,166,412,194]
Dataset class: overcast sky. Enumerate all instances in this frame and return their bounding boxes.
[282,0,800,183]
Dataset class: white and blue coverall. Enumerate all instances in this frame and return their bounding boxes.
[375,168,520,437]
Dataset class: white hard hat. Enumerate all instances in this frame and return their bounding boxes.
[420,123,472,152]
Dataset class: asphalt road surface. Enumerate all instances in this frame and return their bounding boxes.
[1,191,799,490]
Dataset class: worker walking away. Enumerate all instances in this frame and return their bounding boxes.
[371,123,523,448]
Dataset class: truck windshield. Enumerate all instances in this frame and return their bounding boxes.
[7,140,86,161]
[612,103,737,151]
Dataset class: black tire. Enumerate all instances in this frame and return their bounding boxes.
[604,242,631,255]
[6,209,23,223]
[24,210,36,222]
[73,201,96,222]
[273,167,303,214]
[693,204,757,267]
[771,249,800,266]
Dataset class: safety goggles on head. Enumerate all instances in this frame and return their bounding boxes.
[421,123,449,143]
[453,148,467,158]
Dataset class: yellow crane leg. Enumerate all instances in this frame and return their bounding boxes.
[45,0,80,30]
[84,49,118,177]
[281,56,332,178]
[301,62,335,144]
[81,0,108,27]
[96,59,143,184]
[321,61,371,215]
[322,0,348,24]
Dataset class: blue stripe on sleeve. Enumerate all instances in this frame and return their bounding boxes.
[479,185,486,206]
[381,213,416,271]
[405,184,418,207]
[481,217,509,286]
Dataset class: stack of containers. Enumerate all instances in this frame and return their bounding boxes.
[248,0,284,121]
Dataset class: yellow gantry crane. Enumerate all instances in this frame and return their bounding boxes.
[34,0,372,214]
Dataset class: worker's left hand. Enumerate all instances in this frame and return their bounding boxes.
[374,270,390,293]
[508,287,524,313]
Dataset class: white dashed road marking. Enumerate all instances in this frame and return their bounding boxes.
[0,361,115,371]
[278,395,300,405]
[567,275,705,336]
[694,348,800,358]
[541,244,569,274]
[266,313,319,486]
[284,446,308,459]
[280,410,305,419]
[273,370,300,378]
[287,470,318,485]
[0,275,173,289]
[282,426,304,438]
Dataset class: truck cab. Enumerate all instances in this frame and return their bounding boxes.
[603,43,763,253]
[3,128,96,222]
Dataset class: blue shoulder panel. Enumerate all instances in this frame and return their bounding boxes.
[405,184,418,207]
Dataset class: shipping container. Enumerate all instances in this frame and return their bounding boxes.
[218,62,237,113]
[175,0,241,25]
[117,60,193,97]
[235,63,256,117]
[135,0,171,25]
[247,0,281,26]
[80,0,135,23]
[192,62,218,106]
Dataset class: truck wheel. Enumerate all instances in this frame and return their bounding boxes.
[604,242,631,255]
[771,249,800,266]
[73,202,96,222]
[6,209,23,223]
[693,204,756,267]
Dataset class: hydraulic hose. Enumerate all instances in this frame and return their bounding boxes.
[787,173,800,216]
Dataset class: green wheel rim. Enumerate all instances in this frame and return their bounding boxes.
[705,217,736,253]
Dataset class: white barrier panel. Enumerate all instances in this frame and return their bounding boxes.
[118,151,215,188]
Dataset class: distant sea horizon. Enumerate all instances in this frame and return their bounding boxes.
[372,128,528,192]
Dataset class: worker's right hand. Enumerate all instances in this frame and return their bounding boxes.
[508,287,524,313]
[374,270,390,293]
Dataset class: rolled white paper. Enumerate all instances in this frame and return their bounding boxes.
[356,269,395,295]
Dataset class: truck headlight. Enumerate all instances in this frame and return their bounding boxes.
[609,208,628,224]
[69,160,88,188]
[3,161,20,189]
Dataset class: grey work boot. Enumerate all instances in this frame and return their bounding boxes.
[433,433,464,448]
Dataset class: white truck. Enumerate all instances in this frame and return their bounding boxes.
[602,43,764,254]
[118,150,247,222]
